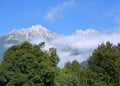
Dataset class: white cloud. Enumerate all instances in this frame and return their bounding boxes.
[44,0,75,22]
[55,31,120,67]
[30,28,120,67]
[2,24,120,68]
[3,25,120,67]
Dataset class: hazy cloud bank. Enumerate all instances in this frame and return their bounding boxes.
[31,29,120,67]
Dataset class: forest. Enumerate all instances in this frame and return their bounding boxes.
[0,41,120,86]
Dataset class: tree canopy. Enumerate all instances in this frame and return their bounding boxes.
[88,42,120,86]
[0,41,59,86]
[0,41,120,86]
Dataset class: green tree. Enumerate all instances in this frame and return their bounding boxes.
[55,68,80,86]
[59,60,88,86]
[88,42,120,86]
[0,41,59,86]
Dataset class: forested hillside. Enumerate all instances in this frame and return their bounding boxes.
[0,41,120,86]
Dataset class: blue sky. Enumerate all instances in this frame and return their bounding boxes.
[1,0,120,35]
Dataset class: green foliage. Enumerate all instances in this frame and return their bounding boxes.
[55,68,81,86]
[0,41,120,86]
[88,42,120,86]
[0,41,59,86]
[49,48,59,67]
[55,60,88,86]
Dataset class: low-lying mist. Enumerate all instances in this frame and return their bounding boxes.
[31,29,120,67]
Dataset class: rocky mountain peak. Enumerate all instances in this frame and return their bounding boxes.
[73,29,99,35]
[5,25,58,42]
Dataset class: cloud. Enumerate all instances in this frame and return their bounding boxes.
[56,31,120,67]
[30,28,120,67]
[44,0,76,22]
[1,25,120,67]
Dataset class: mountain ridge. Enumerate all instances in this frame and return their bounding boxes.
[0,24,100,67]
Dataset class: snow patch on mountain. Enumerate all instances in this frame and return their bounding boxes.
[73,29,99,35]
[1,25,120,67]
[5,25,58,42]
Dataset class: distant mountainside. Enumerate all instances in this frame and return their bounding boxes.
[0,25,99,67]
[73,29,99,35]
[2,25,58,43]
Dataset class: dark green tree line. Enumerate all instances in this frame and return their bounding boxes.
[0,42,59,86]
[88,42,120,86]
[0,41,120,86]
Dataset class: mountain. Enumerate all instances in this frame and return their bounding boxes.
[73,29,99,35]
[0,25,99,67]
[0,25,58,60]
[3,25,58,43]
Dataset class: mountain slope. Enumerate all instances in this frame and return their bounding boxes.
[3,25,58,43]
[0,25,100,67]
[73,29,99,35]
[0,25,59,61]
